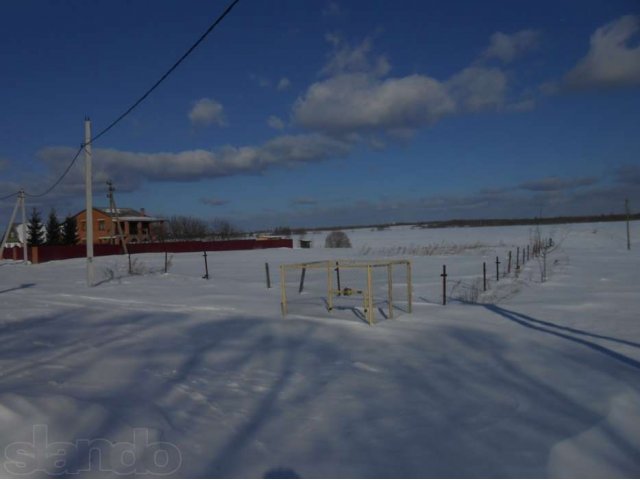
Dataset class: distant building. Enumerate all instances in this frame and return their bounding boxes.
[3,223,41,247]
[74,207,164,245]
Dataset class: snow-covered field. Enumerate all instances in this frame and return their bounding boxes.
[0,221,639,478]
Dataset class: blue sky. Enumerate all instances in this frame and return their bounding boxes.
[1,0,639,229]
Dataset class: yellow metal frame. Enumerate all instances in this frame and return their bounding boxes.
[279,259,412,325]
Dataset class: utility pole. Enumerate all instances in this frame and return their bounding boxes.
[107,180,128,255]
[0,194,20,260]
[85,117,94,286]
[19,190,27,264]
[625,198,631,251]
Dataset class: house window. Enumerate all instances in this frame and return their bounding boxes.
[81,221,86,232]
[98,220,105,231]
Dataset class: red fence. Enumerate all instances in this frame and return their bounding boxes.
[1,246,26,261]
[1,238,293,264]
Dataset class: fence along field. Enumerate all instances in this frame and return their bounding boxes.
[1,238,293,263]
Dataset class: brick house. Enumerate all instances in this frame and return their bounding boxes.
[74,207,164,245]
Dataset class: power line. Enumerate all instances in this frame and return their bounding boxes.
[90,0,240,144]
[0,191,20,201]
[3,0,241,201]
[24,146,84,198]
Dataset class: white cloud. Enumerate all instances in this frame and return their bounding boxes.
[237,175,632,230]
[37,134,352,188]
[249,73,271,88]
[565,15,640,90]
[615,165,640,185]
[446,67,508,112]
[322,1,344,18]
[200,197,229,207]
[291,197,317,206]
[321,36,390,77]
[291,34,525,136]
[518,176,599,192]
[277,77,291,91]
[267,115,285,130]
[505,98,536,112]
[188,98,227,127]
[481,30,541,63]
[324,32,341,47]
[294,72,455,135]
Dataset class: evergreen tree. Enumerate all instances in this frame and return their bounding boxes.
[62,216,79,245]
[27,208,45,246]
[45,208,61,245]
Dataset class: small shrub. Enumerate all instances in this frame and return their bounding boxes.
[325,230,351,248]
[129,258,148,275]
[450,278,484,304]
[102,266,117,282]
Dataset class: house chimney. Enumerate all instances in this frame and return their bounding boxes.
[140,208,146,217]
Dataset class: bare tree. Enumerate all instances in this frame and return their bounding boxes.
[166,215,209,240]
[325,230,351,248]
[273,226,292,237]
[531,225,567,282]
[211,219,240,239]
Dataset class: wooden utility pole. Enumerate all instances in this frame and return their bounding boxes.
[84,118,94,286]
[625,198,631,250]
[106,180,128,254]
[19,190,27,264]
[0,194,20,261]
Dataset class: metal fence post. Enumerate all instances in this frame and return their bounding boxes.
[483,262,487,291]
[203,251,209,279]
[441,265,447,305]
[298,267,306,293]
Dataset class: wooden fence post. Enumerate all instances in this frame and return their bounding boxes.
[406,261,413,313]
[280,265,287,316]
[387,263,394,319]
